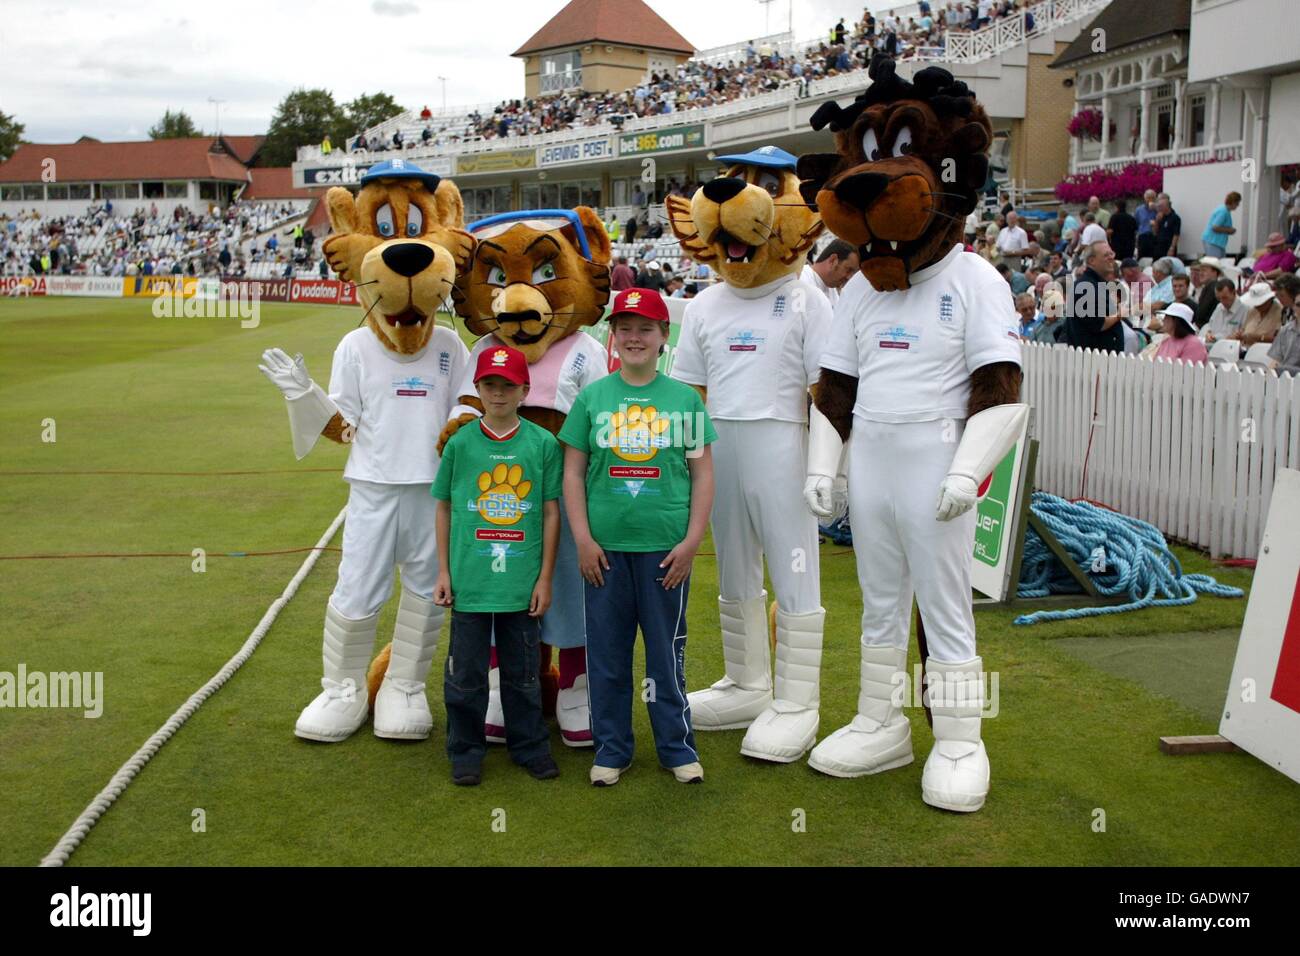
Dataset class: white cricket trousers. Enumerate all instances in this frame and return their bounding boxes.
[848,417,977,664]
[329,479,440,619]
[710,418,821,614]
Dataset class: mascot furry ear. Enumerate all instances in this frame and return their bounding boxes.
[796,54,992,293]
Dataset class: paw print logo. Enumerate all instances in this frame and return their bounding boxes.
[609,405,672,462]
[476,463,532,525]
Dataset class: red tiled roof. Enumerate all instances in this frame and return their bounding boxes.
[243,167,319,199]
[220,135,266,165]
[0,138,252,184]
[513,0,693,56]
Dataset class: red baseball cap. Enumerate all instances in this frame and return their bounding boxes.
[473,344,530,386]
[609,287,670,325]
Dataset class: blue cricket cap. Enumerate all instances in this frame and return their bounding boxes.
[359,158,442,191]
[713,145,799,171]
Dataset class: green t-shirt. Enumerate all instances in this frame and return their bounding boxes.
[431,418,562,612]
[558,371,716,552]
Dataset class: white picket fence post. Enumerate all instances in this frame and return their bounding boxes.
[1021,343,1300,559]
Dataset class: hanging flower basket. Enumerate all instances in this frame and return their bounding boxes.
[1067,108,1103,141]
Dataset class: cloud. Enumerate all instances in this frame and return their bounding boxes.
[372,1,418,15]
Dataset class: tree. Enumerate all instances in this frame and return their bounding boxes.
[149,109,202,139]
[0,110,25,163]
[260,88,348,166]
[342,92,405,138]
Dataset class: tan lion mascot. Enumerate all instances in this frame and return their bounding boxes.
[258,158,474,743]
[664,145,832,764]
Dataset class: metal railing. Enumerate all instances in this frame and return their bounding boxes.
[1074,140,1244,173]
[945,0,1110,64]
[540,69,582,94]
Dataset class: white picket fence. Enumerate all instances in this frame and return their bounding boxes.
[1022,344,1300,559]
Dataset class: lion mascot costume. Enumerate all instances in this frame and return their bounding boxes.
[435,207,612,747]
[798,56,1027,811]
[664,145,831,763]
[258,158,475,743]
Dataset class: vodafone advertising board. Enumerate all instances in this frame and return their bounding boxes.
[290,279,343,303]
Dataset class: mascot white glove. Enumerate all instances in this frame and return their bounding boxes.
[934,403,1029,522]
[258,347,342,460]
[258,348,313,400]
[804,404,845,519]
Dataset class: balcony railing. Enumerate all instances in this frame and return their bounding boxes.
[1073,141,1244,173]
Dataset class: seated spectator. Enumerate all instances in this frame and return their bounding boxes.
[996,261,1029,295]
[1235,281,1283,347]
[1255,232,1298,280]
[1014,291,1037,336]
[1266,273,1300,375]
[1202,278,1248,344]
[1030,288,1067,344]
[1080,212,1106,246]
[1170,273,1196,311]
[1148,258,1177,311]
[1193,256,1232,327]
[1153,303,1208,364]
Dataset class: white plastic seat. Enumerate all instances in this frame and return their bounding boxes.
[1207,338,1242,365]
[1242,342,1274,367]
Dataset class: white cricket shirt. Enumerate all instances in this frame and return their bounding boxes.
[671,273,832,422]
[819,244,1022,424]
[328,326,469,484]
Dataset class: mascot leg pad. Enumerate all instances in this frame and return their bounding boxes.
[809,642,913,778]
[740,607,824,763]
[295,604,379,742]
[373,589,443,740]
[688,593,773,731]
[921,656,990,813]
[557,647,593,748]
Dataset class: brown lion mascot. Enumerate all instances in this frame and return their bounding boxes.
[259,159,476,744]
[662,145,836,765]
[425,207,612,747]
[797,56,1027,812]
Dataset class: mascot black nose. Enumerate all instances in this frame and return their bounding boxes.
[381,242,434,278]
[702,177,747,204]
[834,172,891,210]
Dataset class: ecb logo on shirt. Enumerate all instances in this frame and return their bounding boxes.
[771,295,787,319]
[472,462,533,526]
[727,330,766,352]
[438,351,451,375]
[393,375,435,397]
[939,294,955,324]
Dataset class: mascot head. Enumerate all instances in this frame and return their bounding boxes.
[323,159,475,354]
[666,145,823,289]
[452,208,612,365]
[797,55,992,292]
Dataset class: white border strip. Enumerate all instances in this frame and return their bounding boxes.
[38,506,347,867]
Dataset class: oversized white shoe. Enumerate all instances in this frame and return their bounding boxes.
[484,666,506,744]
[557,673,594,748]
[921,656,990,813]
[689,593,772,731]
[809,643,914,778]
[373,589,443,740]
[740,607,824,763]
[295,678,369,742]
[294,603,378,742]
[373,677,433,740]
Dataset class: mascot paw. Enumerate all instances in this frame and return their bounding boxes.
[935,475,978,521]
[803,475,835,518]
[437,412,480,455]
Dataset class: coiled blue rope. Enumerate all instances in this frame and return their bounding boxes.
[1013,492,1244,625]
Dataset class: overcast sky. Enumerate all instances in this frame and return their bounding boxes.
[3,0,902,143]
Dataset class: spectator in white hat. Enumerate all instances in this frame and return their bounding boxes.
[1154,303,1208,364]
[1234,281,1283,348]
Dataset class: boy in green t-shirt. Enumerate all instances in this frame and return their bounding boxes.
[558,288,717,787]
[432,345,561,786]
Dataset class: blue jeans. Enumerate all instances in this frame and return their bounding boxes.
[584,550,698,769]
[444,609,550,770]
[1203,240,1227,258]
